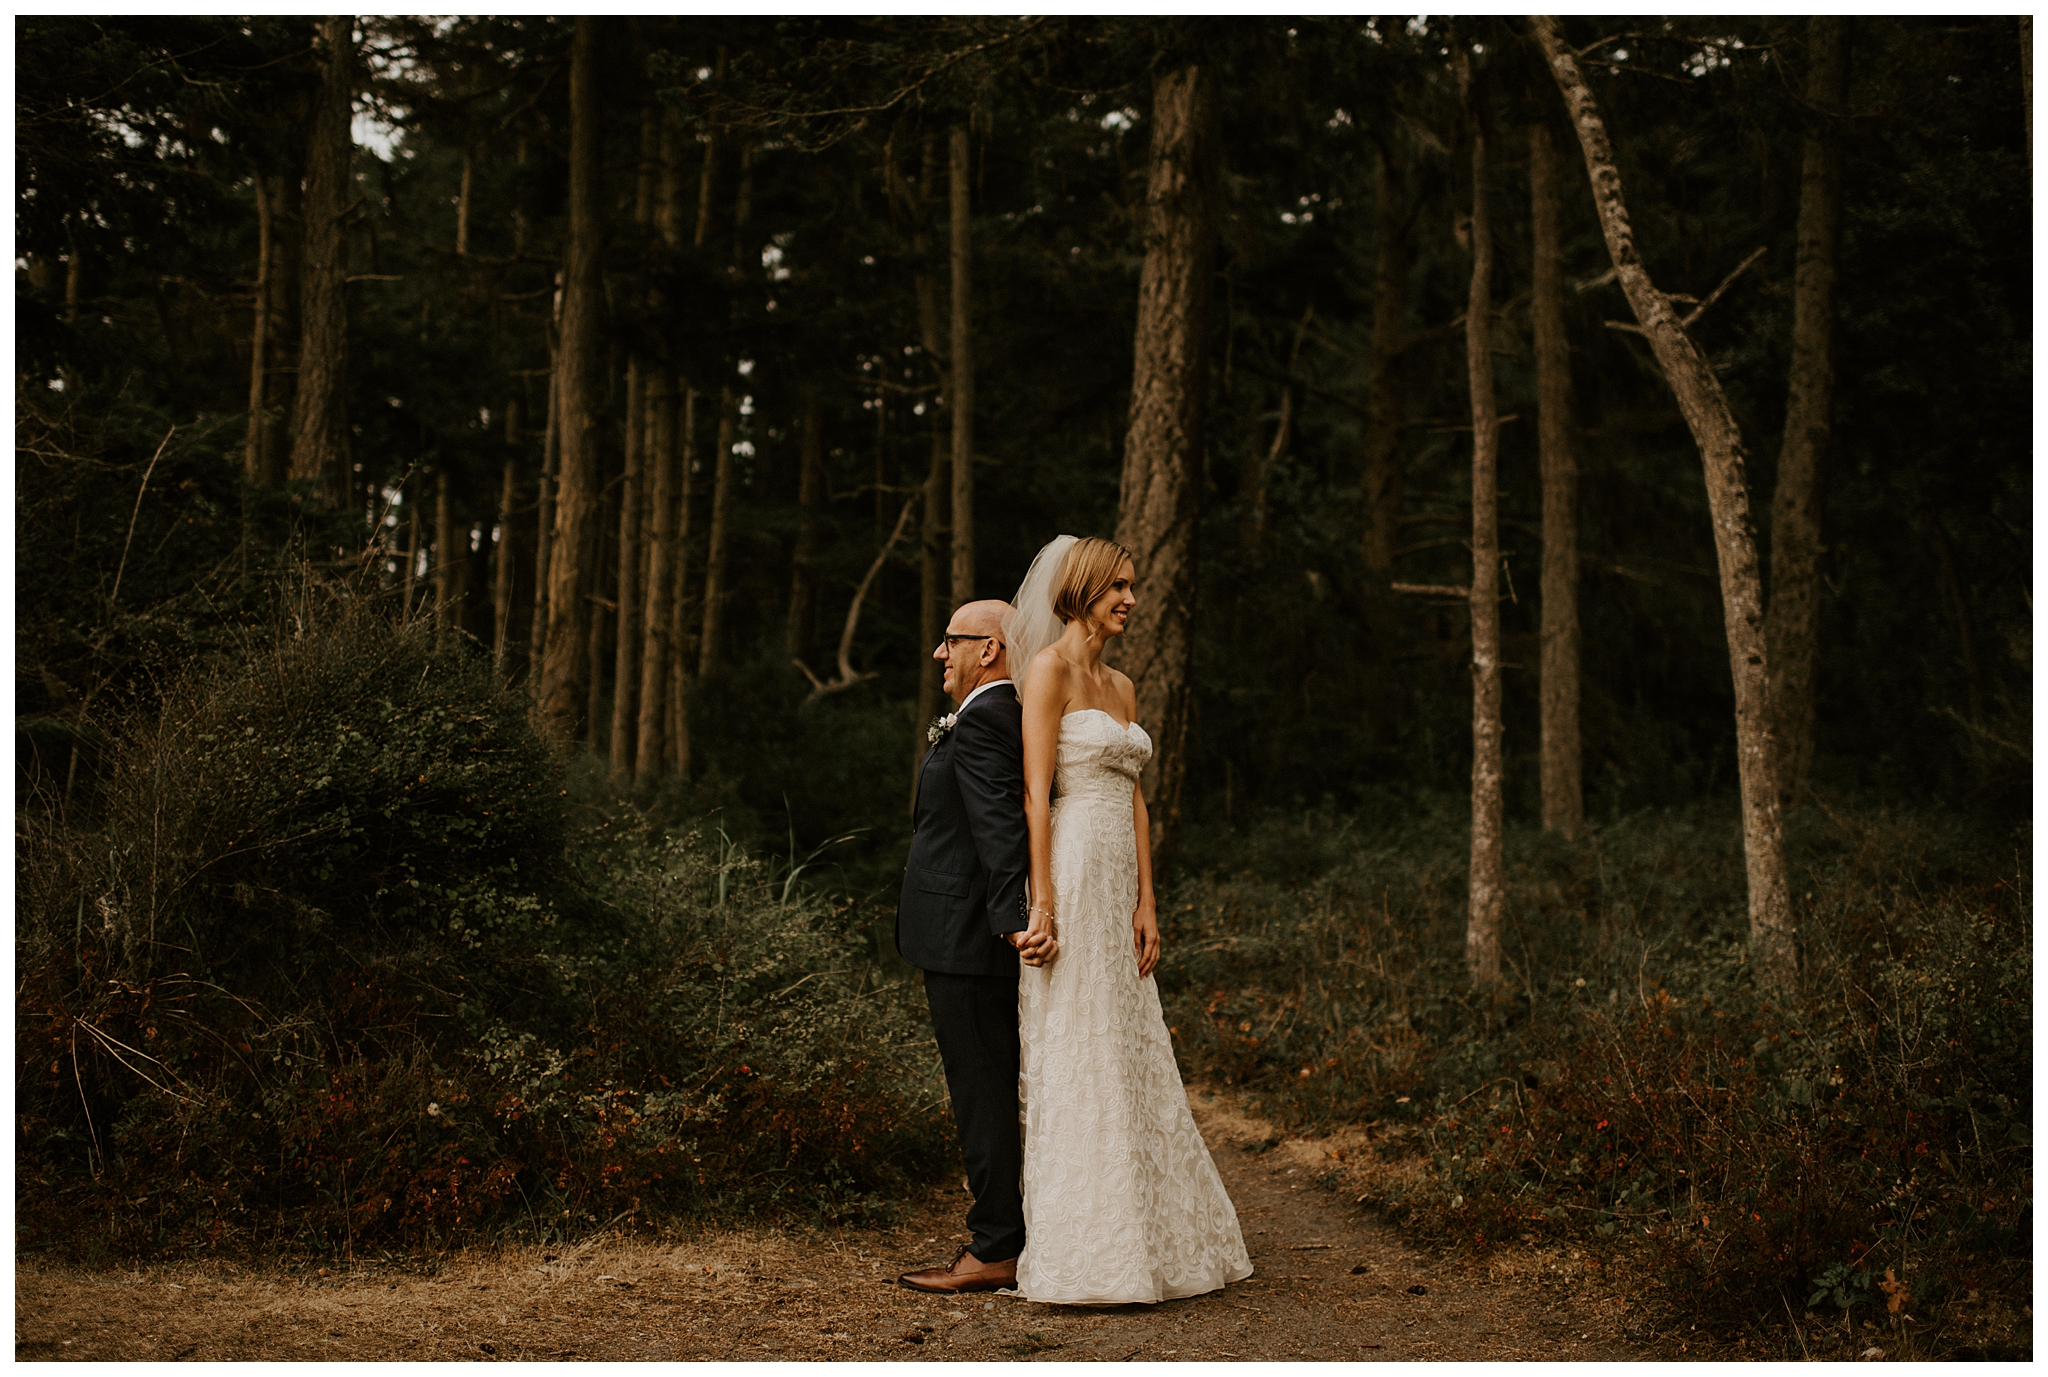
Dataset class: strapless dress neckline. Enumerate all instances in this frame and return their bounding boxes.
[1061,707,1139,731]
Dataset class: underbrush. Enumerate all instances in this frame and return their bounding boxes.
[17,589,946,1261]
[1157,798,2031,1355]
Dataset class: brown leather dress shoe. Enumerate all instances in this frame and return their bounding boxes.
[898,1246,1018,1294]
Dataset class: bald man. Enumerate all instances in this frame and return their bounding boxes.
[896,600,1052,1294]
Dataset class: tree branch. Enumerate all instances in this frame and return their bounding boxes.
[794,490,919,702]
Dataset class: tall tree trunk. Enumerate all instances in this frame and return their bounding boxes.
[696,142,753,682]
[493,456,517,672]
[786,390,826,662]
[609,107,661,780]
[267,171,303,476]
[2023,17,2033,172]
[586,498,612,754]
[530,333,560,683]
[1361,144,1409,747]
[244,175,274,484]
[536,15,605,745]
[433,470,459,634]
[635,366,677,781]
[1534,15,1795,989]
[668,387,699,774]
[698,391,738,681]
[906,133,952,784]
[287,15,355,506]
[404,495,422,618]
[1531,121,1584,838]
[1113,62,1219,868]
[636,109,686,783]
[1764,16,1850,811]
[1459,53,1505,989]
[456,147,474,255]
[609,359,644,773]
[948,124,976,605]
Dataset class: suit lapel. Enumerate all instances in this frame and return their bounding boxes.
[911,732,943,820]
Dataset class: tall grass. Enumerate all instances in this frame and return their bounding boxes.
[1157,796,2031,1347]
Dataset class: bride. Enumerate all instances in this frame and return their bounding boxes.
[1002,535,1253,1304]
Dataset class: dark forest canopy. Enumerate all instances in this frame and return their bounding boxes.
[16,15,2031,869]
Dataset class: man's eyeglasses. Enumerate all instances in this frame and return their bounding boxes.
[939,634,992,650]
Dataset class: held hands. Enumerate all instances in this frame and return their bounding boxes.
[1132,895,1161,979]
[1009,905,1059,967]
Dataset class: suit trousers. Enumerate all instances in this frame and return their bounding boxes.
[923,970,1026,1263]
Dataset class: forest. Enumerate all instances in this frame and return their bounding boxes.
[15,15,2032,1358]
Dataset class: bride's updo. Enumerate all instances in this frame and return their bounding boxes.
[1051,536,1136,625]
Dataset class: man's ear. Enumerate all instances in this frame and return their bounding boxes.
[983,639,1002,667]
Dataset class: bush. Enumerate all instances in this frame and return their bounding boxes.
[1155,798,2031,1346]
[16,587,947,1258]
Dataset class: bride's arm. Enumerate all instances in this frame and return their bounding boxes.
[1124,677,1161,979]
[1019,652,1066,963]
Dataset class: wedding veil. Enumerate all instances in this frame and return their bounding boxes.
[1003,535,1077,692]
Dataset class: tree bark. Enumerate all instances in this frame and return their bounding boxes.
[1361,144,1409,747]
[456,147,474,255]
[586,495,612,754]
[635,111,686,784]
[1764,17,1850,810]
[668,387,699,775]
[1533,15,1796,988]
[906,132,952,784]
[786,390,827,662]
[536,15,605,746]
[404,494,421,617]
[1459,54,1505,989]
[698,391,738,681]
[433,469,461,634]
[244,175,274,485]
[530,331,559,685]
[493,456,517,672]
[287,15,355,506]
[1531,121,1584,837]
[609,107,661,780]
[2023,17,2033,172]
[696,143,753,683]
[948,123,976,605]
[1113,62,1219,867]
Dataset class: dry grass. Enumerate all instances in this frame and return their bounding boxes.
[16,1089,1657,1363]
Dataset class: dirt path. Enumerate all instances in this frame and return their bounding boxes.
[17,1088,1654,1362]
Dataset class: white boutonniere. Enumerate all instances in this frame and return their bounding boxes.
[926,712,958,746]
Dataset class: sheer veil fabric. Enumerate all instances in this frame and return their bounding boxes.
[1006,538,1253,1305]
[1001,534,1076,693]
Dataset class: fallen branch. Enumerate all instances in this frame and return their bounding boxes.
[794,491,919,702]
[1391,582,1471,599]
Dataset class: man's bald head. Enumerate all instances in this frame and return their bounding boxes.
[952,600,1011,639]
[936,599,1015,704]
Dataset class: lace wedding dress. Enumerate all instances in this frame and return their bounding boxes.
[1015,709,1253,1304]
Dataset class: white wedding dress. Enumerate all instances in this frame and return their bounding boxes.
[1014,709,1253,1304]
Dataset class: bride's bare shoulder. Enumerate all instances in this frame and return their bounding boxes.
[1108,665,1138,708]
[1027,646,1073,683]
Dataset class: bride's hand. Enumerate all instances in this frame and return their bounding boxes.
[1131,897,1161,979]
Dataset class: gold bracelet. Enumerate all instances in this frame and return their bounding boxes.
[1027,905,1056,920]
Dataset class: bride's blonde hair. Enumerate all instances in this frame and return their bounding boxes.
[1051,537,1137,626]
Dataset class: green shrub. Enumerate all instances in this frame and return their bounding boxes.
[16,587,946,1258]
[1156,799,2031,1342]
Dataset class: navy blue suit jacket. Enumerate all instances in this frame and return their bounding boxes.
[896,683,1030,977]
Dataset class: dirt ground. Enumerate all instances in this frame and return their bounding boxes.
[17,1088,1677,1362]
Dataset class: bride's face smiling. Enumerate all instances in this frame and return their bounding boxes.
[1089,560,1138,638]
